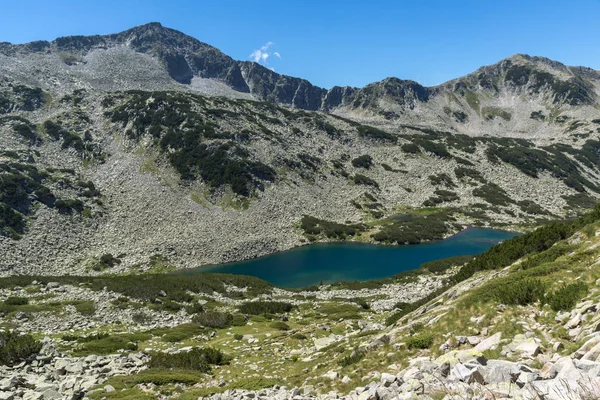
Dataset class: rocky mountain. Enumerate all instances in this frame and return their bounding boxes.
[1,23,600,274]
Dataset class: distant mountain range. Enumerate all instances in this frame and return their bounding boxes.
[1,22,600,275]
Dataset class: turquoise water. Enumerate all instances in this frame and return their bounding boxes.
[183,228,518,288]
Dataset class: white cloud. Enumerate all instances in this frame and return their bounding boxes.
[250,42,281,66]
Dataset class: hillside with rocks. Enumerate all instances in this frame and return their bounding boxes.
[2,23,600,274]
[3,201,600,399]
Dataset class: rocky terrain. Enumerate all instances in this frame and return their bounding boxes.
[2,204,600,399]
[1,23,600,274]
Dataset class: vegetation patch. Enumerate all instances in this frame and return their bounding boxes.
[351,155,374,169]
[372,211,458,245]
[406,333,435,349]
[546,282,588,311]
[429,173,456,188]
[238,301,293,315]
[192,311,233,329]
[300,215,365,240]
[0,331,42,366]
[108,91,275,197]
[473,183,513,206]
[423,190,459,206]
[352,174,379,188]
[149,347,227,372]
[357,125,397,143]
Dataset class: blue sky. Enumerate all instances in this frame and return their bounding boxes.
[1,0,599,89]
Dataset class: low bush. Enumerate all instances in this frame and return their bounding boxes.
[0,332,41,366]
[233,334,243,341]
[406,333,434,349]
[401,143,420,154]
[69,300,95,315]
[192,311,233,329]
[292,333,307,340]
[352,298,370,310]
[338,349,365,367]
[185,302,205,315]
[238,301,293,315]
[73,333,149,355]
[4,296,28,306]
[357,125,397,143]
[547,282,588,311]
[353,174,379,188]
[473,183,514,206]
[231,314,247,326]
[372,212,456,245]
[300,215,364,240]
[491,279,546,306]
[269,321,290,331]
[0,273,273,303]
[352,155,374,169]
[419,255,474,274]
[149,347,227,372]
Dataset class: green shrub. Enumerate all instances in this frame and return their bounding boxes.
[352,155,374,169]
[4,297,28,306]
[0,331,42,366]
[73,333,148,355]
[192,311,233,329]
[454,167,486,183]
[429,173,456,188]
[125,370,204,386]
[353,174,379,188]
[419,255,474,274]
[70,300,95,315]
[401,143,420,154]
[154,323,204,343]
[233,334,243,341]
[357,125,397,143]
[452,216,586,283]
[231,314,247,326]
[269,321,290,331]
[473,183,514,206]
[547,282,588,311]
[238,301,293,315]
[406,333,434,349]
[184,302,205,315]
[0,273,273,303]
[372,211,456,245]
[292,333,307,340]
[338,350,365,367]
[491,279,545,306]
[300,215,364,240]
[132,312,152,324]
[352,298,370,310]
[149,347,227,372]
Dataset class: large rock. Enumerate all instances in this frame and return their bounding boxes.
[515,339,541,357]
[435,349,487,367]
[452,363,484,384]
[481,359,520,384]
[539,362,557,380]
[474,332,502,352]
[313,335,340,351]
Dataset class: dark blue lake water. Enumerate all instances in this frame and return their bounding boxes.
[183,228,518,288]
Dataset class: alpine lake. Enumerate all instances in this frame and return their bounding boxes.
[178,227,519,288]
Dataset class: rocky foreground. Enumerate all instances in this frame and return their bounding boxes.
[2,209,600,399]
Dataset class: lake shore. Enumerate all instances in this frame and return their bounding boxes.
[175,227,519,288]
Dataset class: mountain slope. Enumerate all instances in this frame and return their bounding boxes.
[1,24,600,274]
